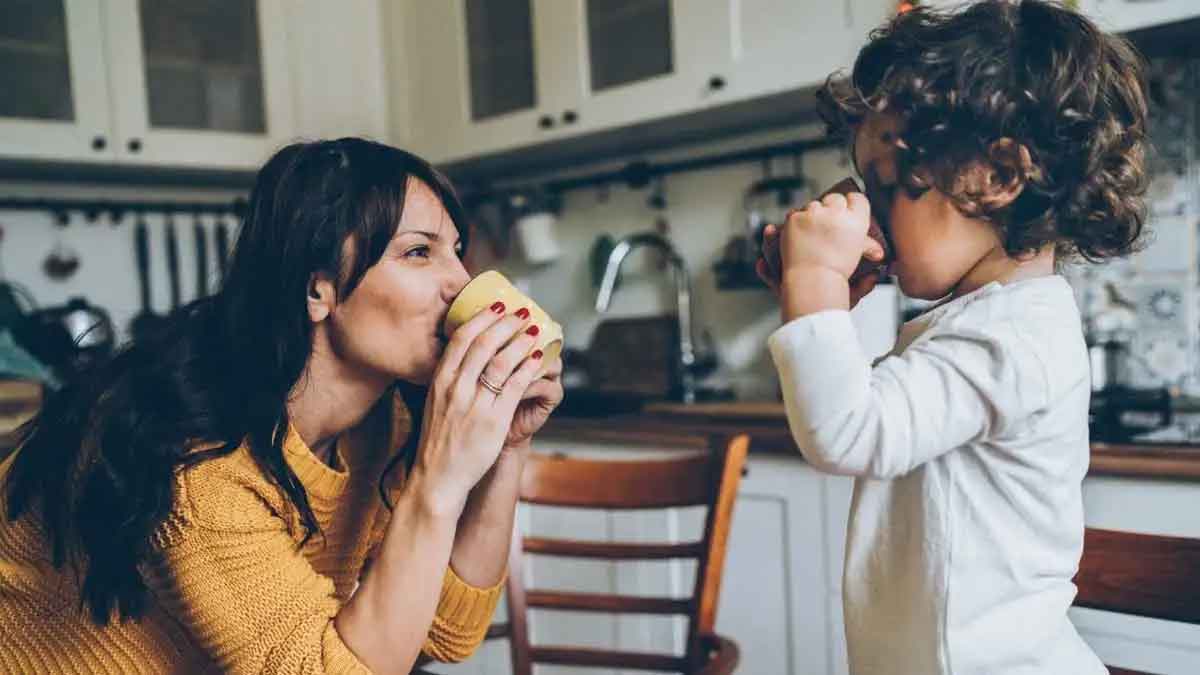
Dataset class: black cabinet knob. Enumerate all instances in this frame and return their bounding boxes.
[91,135,106,151]
[127,138,143,153]
[538,115,555,130]
[562,110,579,124]
[708,75,726,91]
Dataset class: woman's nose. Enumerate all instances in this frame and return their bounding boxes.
[444,258,472,301]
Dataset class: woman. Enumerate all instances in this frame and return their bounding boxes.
[0,138,563,674]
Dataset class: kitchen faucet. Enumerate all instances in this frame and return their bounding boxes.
[594,232,698,404]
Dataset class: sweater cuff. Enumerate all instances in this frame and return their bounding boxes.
[422,566,505,663]
[322,620,373,674]
[438,565,504,626]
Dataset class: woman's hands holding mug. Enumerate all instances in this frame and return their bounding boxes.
[410,302,548,514]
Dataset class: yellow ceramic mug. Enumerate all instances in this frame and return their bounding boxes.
[443,270,563,377]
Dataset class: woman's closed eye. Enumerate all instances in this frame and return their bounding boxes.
[403,242,464,260]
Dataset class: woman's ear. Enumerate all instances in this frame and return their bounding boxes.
[307,273,336,323]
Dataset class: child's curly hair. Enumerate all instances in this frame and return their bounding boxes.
[818,0,1149,261]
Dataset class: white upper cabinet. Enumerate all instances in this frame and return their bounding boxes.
[0,0,296,170]
[402,0,579,163]
[1084,0,1200,33]
[102,0,294,169]
[703,0,872,103]
[557,0,731,139]
[0,0,116,162]
[401,0,894,165]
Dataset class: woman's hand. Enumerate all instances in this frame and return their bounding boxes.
[409,302,544,514]
[504,356,564,451]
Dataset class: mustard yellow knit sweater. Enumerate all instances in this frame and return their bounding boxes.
[0,396,503,673]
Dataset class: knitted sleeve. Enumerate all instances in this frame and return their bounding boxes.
[144,465,369,675]
[361,519,505,663]
[421,565,504,662]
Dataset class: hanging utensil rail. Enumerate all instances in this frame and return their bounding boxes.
[0,197,247,221]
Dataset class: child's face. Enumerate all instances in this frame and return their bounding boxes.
[853,113,1001,300]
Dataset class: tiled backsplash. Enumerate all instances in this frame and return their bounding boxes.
[1065,56,1200,393]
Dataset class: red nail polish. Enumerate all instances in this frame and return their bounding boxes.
[515,307,530,320]
[490,301,505,313]
[531,350,543,359]
[526,325,540,337]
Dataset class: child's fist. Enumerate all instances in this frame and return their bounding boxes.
[759,178,889,289]
[780,189,873,281]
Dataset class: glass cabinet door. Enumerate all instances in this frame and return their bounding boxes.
[136,0,266,134]
[585,0,674,93]
[104,0,293,169]
[465,0,538,121]
[0,0,113,161]
[0,0,73,122]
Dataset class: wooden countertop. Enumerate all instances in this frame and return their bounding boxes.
[542,401,1200,482]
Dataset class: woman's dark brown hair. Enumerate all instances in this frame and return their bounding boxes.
[819,0,1149,261]
[4,138,470,624]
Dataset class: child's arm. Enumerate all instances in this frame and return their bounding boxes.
[768,193,1047,477]
[769,313,1046,478]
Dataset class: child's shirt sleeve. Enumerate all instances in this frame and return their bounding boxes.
[768,309,1049,478]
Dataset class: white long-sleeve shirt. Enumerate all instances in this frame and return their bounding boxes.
[769,276,1105,675]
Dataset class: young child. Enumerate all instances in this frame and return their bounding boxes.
[759,1,1148,673]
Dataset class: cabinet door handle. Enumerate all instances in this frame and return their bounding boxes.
[127,138,143,153]
[562,110,579,125]
[538,115,556,130]
[91,135,107,151]
[708,75,726,91]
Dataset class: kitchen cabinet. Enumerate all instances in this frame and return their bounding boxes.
[399,0,896,165]
[0,0,115,163]
[401,0,730,165]
[102,0,294,169]
[699,0,895,105]
[1084,0,1200,33]
[913,0,1198,34]
[1,0,390,171]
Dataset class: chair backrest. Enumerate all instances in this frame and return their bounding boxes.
[1075,527,1200,624]
[1074,527,1200,675]
[499,434,749,675]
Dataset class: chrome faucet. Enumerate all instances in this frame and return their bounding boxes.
[595,232,698,404]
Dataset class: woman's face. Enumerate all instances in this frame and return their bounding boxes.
[323,178,472,385]
[853,112,999,300]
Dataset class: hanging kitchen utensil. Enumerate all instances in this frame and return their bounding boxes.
[165,212,181,310]
[193,213,209,299]
[215,214,231,280]
[714,158,812,290]
[129,213,163,340]
[43,211,80,281]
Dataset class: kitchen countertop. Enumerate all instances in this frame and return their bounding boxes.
[541,401,1200,482]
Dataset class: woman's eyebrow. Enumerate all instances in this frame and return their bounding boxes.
[396,229,461,247]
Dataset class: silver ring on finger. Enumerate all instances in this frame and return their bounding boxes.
[478,373,505,395]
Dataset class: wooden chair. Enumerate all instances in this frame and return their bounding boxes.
[1074,527,1200,675]
[487,434,750,674]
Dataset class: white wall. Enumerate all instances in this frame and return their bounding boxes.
[0,181,243,342]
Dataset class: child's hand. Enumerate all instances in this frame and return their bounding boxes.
[758,178,888,307]
[783,190,872,278]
